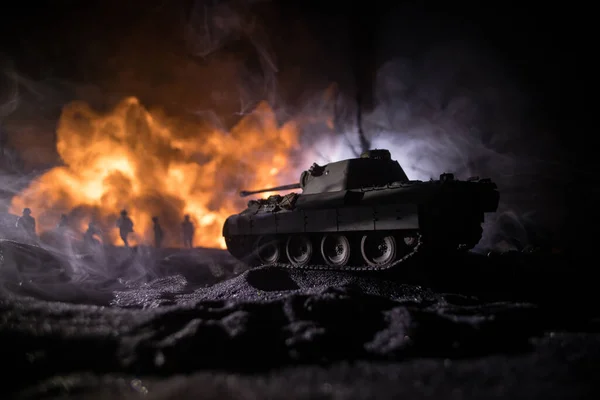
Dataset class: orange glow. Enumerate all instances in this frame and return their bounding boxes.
[10,97,300,249]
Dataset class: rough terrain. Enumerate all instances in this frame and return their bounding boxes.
[1,240,598,399]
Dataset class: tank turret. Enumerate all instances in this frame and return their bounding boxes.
[240,149,410,198]
[223,149,499,271]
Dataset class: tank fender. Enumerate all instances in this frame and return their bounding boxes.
[222,214,252,236]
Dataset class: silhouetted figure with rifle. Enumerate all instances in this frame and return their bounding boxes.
[181,214,194,249]
[116,210,134,247]
[152,216,164,248]
[15,207,36,241]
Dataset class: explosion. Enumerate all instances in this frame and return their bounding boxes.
[10,97,300,249]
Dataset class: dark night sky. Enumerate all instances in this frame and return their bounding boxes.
[0,0,591,248]
[0,1,578,146]
[0,1,571,119]
[0,3,570,107]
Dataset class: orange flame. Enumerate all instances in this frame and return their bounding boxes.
[10,97,300,249]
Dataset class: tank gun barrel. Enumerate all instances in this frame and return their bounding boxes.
[239,183,301,198]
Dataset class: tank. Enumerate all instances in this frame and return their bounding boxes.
[223,149,499,270]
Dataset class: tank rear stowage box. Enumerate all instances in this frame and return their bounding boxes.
[223,149,499,271]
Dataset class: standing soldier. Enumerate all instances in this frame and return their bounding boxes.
[116,210,134,247]
[54,213,70,247]
[56,214,68,229]
[152,216,164,248]
[181,214,194,249]
[16,207,36,240]
[84,221,102,248]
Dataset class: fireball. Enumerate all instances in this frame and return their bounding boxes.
[10,97,300,249]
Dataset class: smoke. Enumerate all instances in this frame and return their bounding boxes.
[185,0,280,114]
[0,81,234,304]
[0,61,20,119]
[0,63,37,215]
[0,234,178,304]
[305,41,562,252]
[0,1,566,304]
[0,0,280,300]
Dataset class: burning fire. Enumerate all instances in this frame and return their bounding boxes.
[10,97,300,249]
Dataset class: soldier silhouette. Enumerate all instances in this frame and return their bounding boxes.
[56,214,68,229]
[15,208,36,240]
[116,210,134,247]
[181,215,194,249]
[53,213,70,246]
[84,221,102,248]
[152,216,163,248]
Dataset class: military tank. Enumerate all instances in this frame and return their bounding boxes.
[223,149,499,271]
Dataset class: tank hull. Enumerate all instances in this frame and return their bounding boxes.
[224,203,419,236]
[223,179,499,270]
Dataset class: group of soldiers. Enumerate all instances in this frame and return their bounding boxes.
[15,208,196,249]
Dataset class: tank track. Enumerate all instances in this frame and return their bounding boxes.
[263,234,423,272]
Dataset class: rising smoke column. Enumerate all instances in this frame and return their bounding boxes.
[304,40,561,250]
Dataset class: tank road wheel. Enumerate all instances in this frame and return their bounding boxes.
[286,235,313,267]
[254,235,282,265]
[225,236,248,260]
[320,234,351,267]
[360,234,397,267]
